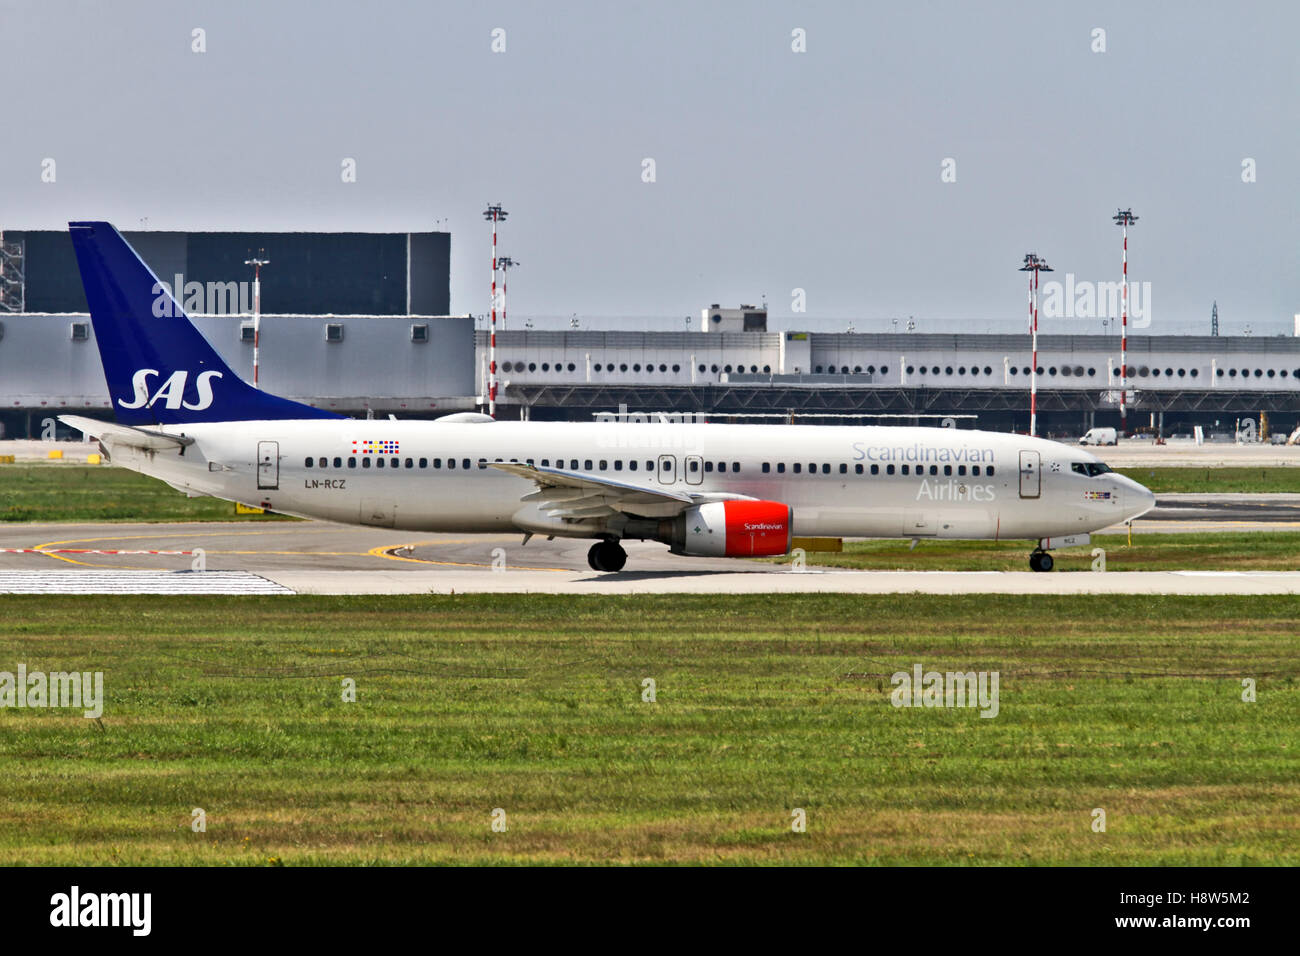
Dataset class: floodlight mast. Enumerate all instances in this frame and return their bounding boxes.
[1019,253,1053,437]
[483,204,508,417]
[243,252,269,389]
[1112,208,1139,435]
[498,256,517,333]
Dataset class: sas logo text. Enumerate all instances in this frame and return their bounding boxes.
[118,369,222,411]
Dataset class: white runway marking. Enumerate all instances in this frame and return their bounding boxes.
[0,570,293,595]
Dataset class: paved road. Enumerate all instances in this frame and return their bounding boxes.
[0,506,1297,594]
[1094,441,1300,468]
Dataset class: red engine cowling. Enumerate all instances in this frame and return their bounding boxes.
[670,500,792,557]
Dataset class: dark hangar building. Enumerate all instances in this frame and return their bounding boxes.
[2,229,450,316]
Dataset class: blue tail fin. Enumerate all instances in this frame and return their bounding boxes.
[68,221,343,425]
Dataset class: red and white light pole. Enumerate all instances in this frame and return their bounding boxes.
[1112,208,1139,436]
[498,256,517,332]
[1019,253,1053,438]
[244,251,269,389]
[483,204,508,417]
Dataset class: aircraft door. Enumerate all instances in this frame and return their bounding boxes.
[657,455,677,484]
[1018,450,1040,499]
[684,455,703,485]
[257,441,279,490]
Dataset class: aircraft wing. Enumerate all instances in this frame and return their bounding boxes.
[59,415,193,451]
[489,461,740,519]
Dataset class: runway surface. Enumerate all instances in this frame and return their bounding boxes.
[1,496,1297,594]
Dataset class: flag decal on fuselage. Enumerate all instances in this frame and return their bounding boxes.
[353,440,400,455]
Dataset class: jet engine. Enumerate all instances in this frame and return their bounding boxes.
[664,500,792,557]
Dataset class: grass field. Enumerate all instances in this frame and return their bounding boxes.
[773,531,1300,572]
[0,594,1294,865]
[0,465,289,522]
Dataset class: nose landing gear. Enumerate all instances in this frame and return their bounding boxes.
[587,539,628,572]
[1028,550,1054,573]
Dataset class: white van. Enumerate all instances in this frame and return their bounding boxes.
[1079,427,1118,446]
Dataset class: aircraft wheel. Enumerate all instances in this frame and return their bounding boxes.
[588,540,627,572]
[1029,551,1054,573]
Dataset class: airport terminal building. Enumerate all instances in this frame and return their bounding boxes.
[2,230,1298,438]
[485,327,1300,436]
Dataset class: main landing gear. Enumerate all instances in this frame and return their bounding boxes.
[587,539,627,573]
[1028,550,1054,573]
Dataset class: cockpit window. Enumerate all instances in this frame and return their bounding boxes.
[1074,461,1113,476]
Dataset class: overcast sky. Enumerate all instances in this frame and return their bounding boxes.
[3,0,1297,334]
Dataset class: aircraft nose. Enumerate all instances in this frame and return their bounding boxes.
[1118,476,1156,520]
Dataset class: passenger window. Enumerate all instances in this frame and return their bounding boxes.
[318,457,327,468]
[363,458,371,468]
[886,464,895,475]
[987,466,995,476]
[645,461,653,471]
[688,460,697,472]
[793,463,802,474]
[405,458,414,468]
[333,457,342,468]
[777,463,786,474]
[901,465,909,475]
[870,464,879,475]
[419,458,427,468]
[478,459,487,469]
[629,460,637,471]
[705,461,714,473]
[376,458,385,469]
[762,463,771,473]
[732,463,740,473]
[943,465,952,476]
[599,460,607,470]
[855,464,863,475]
[541,459,549,467]
[585,460,593,470]
[526,459,534,466]
[433,458,442,468]
[957,465,966,476]
[448,458,456,469]
[839,463,847,474]
[463,459,471,469]
[348,457,356,468]
[615,460,623,471]
[571,460,580,470]
[929,465,938,476]
[821,463,829,474]
[972,466,980,476]
[305,457,313,468]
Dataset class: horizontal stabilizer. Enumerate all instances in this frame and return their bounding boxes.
[59,415,192,451]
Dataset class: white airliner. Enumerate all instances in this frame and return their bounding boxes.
[60,221,1155,573]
